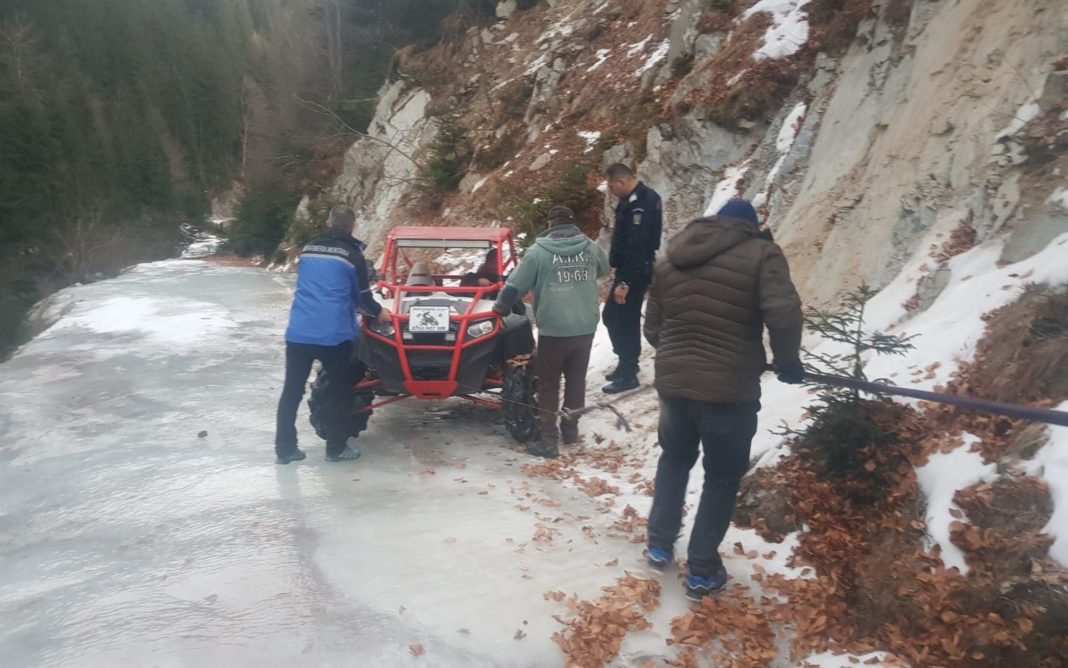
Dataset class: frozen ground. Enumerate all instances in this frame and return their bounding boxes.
[4,233,1062,666]
[0,260,807,667]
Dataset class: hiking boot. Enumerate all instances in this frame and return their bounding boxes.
[605,363,639,381]
[685,566,728,601]
[325,446,361,462]
[560,420,580,446]
[602,374,639,394]
[276,448,307,465]
[526,437,560,459]
[646,546,673,571]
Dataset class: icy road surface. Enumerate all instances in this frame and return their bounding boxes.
[0,260,729,667]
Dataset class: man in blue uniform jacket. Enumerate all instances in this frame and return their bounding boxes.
[602,163,663,394]
[274,206,391,464]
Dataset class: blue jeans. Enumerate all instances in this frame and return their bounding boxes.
[647,395,759,577]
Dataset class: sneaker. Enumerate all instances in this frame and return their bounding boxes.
[276,448,307,465]
[646,547,673,571]
[602,375,639,394]
[685,566,728,601]
[325,446,361,462]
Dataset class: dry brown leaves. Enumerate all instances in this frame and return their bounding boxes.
[733,369,1068,666]
[610,504,648,533]
[932,217,977,263]
[522,458,574,481]
[572,474,621,498]
[532,523,562,545]
[551,574,661,668]
[669,585,780,668]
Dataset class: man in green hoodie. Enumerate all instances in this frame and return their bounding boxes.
[494,206,610,458]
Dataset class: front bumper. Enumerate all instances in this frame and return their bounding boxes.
[357,329,498,398]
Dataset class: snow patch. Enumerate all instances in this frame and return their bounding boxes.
[864,232,1068,390]
[182,234,223,259]
[758,103,807,198]
[744,0,811,61]
[626,35,652,57]
[1021,408,1068,567]
[537,11,577,45]
[703,163,750,216]
[776,101,807,153]
[996,101,1041,139]
[1046,187,1068,212]
[525,54,549,76]
[471,176,489,193]
[586,49,611,72]
[754,230,1068,470]
[41,293,238,347]
[578,130,602,153]
[803,650,902,667]
[916,436,997,572]
[635,39,670,76]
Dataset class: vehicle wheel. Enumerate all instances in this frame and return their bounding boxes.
[308,362,374,440]
[502,357,538,443]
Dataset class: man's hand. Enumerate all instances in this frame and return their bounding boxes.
[478,278,493,287]
[613,283,629,305]
[377,306,392,323]
[774,362,805,385]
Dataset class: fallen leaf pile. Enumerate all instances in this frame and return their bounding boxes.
[551,574,661,668]
[609,504,647,534]
[532,523,563,544]
[932,216,977,263]
[668,584,778,668]
[571,474,621,498]
[724,308,1068,665]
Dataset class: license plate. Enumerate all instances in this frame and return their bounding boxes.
[409,306,451,333]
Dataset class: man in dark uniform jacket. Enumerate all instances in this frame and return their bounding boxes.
[274,206,391,464]
[602,163,662,394]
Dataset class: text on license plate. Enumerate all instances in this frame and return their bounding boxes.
[409,306,452,333]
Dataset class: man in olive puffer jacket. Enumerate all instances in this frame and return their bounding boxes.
[642,199,804,600]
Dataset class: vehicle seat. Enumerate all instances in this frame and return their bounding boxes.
[407,262,434,287]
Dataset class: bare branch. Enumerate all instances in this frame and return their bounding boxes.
[291,93,421,168]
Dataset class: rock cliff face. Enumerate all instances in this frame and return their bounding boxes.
[294,79,436,254]
[296,0,1066,307]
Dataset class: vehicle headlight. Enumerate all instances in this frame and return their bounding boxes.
[370,320,395,337]
[466,319,495,339]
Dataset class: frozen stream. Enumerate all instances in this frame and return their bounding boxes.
[0,260,665,667]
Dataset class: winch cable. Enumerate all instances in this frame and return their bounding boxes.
[493,371,1068,434]
[788,370,1068,428]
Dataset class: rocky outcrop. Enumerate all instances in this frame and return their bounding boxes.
[294,78,436,254]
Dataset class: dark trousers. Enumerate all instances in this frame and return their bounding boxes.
[535,334,594,444]
[647,395,759,577]
[602,281,647,367]
[275,340,353,457]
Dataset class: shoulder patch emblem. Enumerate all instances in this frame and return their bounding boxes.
[632,213,642,225]
[629,193,638,203]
